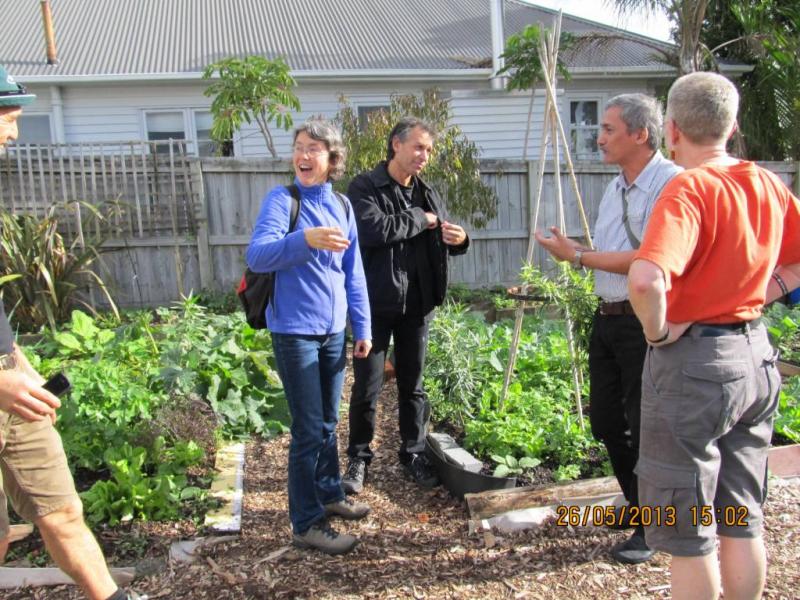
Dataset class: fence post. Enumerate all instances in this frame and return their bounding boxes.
[794,161,800,198]
[191,160,213,291]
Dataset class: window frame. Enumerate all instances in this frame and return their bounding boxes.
[565,95,604,161]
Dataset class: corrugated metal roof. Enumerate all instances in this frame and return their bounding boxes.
[0,0,677,78]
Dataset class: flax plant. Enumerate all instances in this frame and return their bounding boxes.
[0,202,120,333]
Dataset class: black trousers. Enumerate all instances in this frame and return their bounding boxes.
[347,312,430,463]
[588,311,647,507]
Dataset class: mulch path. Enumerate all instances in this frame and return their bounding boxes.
[9,365,800,599]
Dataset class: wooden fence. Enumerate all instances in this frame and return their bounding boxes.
[1,144,798,307]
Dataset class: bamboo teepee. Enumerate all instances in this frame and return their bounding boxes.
[499,12,594,429]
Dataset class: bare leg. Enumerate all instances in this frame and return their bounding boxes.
[0,536,8,562]
[719,535,766,600]
[671,553,720,600]
[35,501,118,600]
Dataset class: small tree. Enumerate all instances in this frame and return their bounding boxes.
[202,56,300,158]
[499,25,572,159]
[336,90,497,228]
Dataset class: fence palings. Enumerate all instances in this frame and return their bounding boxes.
[0,139,198,239]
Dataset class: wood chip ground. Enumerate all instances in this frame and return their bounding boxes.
[7,363,800,599]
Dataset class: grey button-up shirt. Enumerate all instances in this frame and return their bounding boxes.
[593,151,681,302]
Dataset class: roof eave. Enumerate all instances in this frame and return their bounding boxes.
[16,68,493,85]
[567,62,754,79]
[15,63,753,86]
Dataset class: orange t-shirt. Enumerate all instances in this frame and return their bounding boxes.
[636,161,800,324]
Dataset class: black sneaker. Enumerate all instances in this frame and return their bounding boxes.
[611,531,655,564]
[402,453,440,488]
[342,458,367,495]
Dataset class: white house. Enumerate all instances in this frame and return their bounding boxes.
[2,0,747,160]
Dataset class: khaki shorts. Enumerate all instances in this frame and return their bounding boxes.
[637,322,779,557]
[0,409,80,539]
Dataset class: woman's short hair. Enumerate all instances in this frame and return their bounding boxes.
[605,93,663,151]
[667,72,739,144]
[386,116,437,161]
[293,118,346,181]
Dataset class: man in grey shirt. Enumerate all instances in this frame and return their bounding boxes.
[536,94,680,564]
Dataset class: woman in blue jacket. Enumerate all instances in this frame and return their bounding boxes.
[246,118,372,555]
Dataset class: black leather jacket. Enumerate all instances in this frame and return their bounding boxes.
[348,162,469,317]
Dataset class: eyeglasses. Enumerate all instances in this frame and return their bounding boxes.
[292,144,328,157]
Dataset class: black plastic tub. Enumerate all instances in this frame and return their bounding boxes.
[426,434,517,499]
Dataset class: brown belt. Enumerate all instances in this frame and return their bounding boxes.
[598,300,636,316]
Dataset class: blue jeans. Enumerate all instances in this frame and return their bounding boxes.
[272,331,347,534]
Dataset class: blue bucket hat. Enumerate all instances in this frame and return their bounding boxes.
[0,66,36,107]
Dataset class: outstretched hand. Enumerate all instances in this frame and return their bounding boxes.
[534,226,582,262]
[304,227,350,252]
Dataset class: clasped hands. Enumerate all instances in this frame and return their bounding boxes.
[424,212,466,246]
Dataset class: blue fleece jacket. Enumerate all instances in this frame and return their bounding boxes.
[245,179,371,341]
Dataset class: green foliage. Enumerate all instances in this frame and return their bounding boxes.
[491,454,541,478]
[425,306,600,479]
[520,263,597,352]
[553,464,582,482]
[500,24,572,92]
[611,0,800,159]
[703,1,800,160]
[33,297,289,524]
[81,439,208,526]
[335,89,497,228]
[202,55,300,158]
[776,376,800,443]
[0,202,120,333]
[764,302,800,364]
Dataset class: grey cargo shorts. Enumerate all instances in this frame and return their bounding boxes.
[636,321,779,557]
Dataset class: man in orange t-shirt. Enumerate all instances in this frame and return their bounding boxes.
[629,72,800,600]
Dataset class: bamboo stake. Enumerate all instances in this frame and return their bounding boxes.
[541,29,585,428]
[499,25,559,410]
[537,47,594,248]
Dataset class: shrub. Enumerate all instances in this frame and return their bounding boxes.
[0,202,120,333]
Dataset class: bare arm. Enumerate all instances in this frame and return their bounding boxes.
[534,226,633,274]
[766,264,800,304]
[628,259,691,345]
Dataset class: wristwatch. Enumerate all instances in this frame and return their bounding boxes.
[571,250,583,269]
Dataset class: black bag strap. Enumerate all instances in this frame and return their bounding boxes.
[620,187,640,250]
[285,185,349,227]
[286,184,302,232]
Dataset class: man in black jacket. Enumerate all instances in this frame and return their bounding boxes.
[343,117,469,493]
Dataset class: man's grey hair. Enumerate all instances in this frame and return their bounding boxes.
[666,72,739,145]
[293,117,347,181]
[605,93,663,151]
[386,116,437,161]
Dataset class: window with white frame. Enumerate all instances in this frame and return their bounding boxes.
[145,111,186,153]
[14,114,53,145]
[569,100,600,159]
[194,110,233,157]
